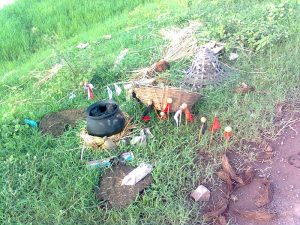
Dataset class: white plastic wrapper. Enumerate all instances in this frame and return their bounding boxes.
[114,83,122,96]
[121,163,153,186]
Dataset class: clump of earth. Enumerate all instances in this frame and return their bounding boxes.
[95,165,152,209]
[39,109,85,137]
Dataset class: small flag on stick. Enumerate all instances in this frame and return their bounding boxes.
[141,100,153,123]
[209,115,221,148]
[174,108,182,128]
[181,103,193,128]
[210,115,221,133]
[81,81,94,100]
[162,98,173,120]
[198,117,207,142]
[107,86,113,100]
[224,126,232,151]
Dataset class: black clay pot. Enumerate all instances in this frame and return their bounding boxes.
[86,100,125,137]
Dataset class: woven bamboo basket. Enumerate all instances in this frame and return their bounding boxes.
[133,86,201,112]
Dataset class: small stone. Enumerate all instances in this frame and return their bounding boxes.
[190,185,210,202]
[230,194,239,203]
[103,137,117,150]
[76,42,89,49]
[229,52,239,60]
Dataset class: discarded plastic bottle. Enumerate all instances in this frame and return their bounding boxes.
[24,119,38,128]
[120,152,134,162]
[86,158,113,169]
[121,163,153,186]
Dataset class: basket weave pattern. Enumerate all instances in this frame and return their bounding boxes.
[133,86,201,112]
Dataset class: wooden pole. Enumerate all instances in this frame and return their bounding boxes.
[198,123,204,142]
[225,139,229,152]
[179,112,182,127]
[198,117,207,142]
[208,132,214,150]
[167,107,170,121]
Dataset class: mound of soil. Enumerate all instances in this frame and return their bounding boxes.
[95,165,152,209]
[39,109,85,137]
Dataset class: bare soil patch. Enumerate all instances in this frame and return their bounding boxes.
[227,106,300,224]
[200,103,300,224]
[39,109,85,137]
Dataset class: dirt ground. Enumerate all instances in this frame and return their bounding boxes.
[226,113,300,225]
[227,121,300,225]
[200,104,300,225]
[39,109,85,137]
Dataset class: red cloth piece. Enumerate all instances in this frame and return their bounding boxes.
[87,85,94,100]
[162,103,172,113]
[210,116,221,133]
[184,109,193,123]
[141,115,151,122]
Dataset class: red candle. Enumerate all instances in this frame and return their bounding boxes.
[224,126,232,140]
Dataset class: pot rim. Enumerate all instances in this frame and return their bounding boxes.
[86,100,120,120]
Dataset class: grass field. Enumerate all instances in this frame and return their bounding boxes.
[1,0,300,224]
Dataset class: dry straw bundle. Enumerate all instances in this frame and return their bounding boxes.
[130,21,201,81]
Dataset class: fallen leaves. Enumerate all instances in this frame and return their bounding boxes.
[243,166,255,185]
[234,209,276,221]
[217,170,233,194]
[221,154,244,185]
[255,179,273,207]
[204,198,229,219]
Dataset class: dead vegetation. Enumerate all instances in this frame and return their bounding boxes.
[255,179,273,207]
[233,209,277,221]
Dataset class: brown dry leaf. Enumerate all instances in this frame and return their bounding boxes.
[217,170,233,194]
[234,82,255,94]
[255,179,273,207]
[217,215,227,225]
[243,166,255,185]
[204,198,229,220]
[221,154,245,185]
[234,209,276,221]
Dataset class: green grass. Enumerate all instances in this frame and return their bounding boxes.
[0,0,149,63]
[1,0,300,224]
